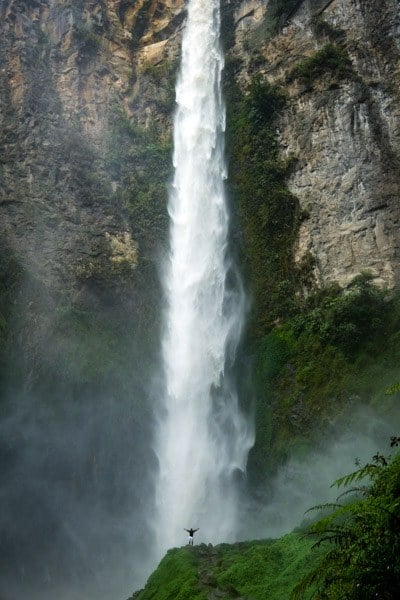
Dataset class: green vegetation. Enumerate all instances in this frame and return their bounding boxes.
[269,0,302,26]
[212,534,322,599]
[104,108,172,360]
[128,0,153,50]
[139,58,178,114]
[74,26,101,59]
[133,549,205,600]
[0,106,172,402]
[224,35,396,496]
[292,449,400,599]
[225,74,300,335]
[289,43,353,86]
[310,16,346,42]
[133,533,322,600]
[248,274,400,484]
[221,0,241,50]
[289,273,388,358]
[132,451,400,600]
[107,109,171,256]
[223,67,399,484]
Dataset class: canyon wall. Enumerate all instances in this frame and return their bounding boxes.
[2,0,399,295]
[1,1,400,598]
[0,0,184,290]
[231,0,400,289]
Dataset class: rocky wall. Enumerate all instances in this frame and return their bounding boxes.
[232,0,400,289]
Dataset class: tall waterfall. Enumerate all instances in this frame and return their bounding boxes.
[154,0,253,555]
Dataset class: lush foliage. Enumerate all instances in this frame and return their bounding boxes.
[289,43,353,86]
[132,548,205,600]
[269,0,302,27]
[133,533,322,600]
[292,450,400,599]
[127,0,153,50]
[74,25,101,59]
[225,74,300,334]
[107,109,171,257]
[224,69,400,485]
[248,275,400,484]
[289,273,388,358]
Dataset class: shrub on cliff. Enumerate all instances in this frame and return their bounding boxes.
[225,74,300,334]
[290,273,388,357]
[289,43,353,86]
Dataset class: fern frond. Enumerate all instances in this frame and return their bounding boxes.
[305,503,343,515]
[290,549,340,599]
[333,464,379,488]
[290,563,320,599]
[336,487,366,501]
[312,534,347,548]
[385,382,400,395]
[308,500,364,534]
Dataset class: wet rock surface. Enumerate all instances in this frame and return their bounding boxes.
[230,0,400,289]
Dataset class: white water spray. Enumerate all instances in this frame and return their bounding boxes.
[154,0,254,555]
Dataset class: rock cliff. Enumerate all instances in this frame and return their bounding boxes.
[0,0,184,291]
[1,1,400,599]
[231,0,400,289]
[2,0,399,294]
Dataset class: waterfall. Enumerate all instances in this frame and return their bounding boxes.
[154,0,254,555]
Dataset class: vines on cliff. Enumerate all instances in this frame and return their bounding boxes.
[223,32,400,487]
[225,72,300,336]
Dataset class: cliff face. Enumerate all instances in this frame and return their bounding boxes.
[1,1,400,598]
[0,5,186,598]
[0,0,184,291]
[2,0,399,299]
[232,0,400,289]
[225,0,400,487]
[0,0,189,403]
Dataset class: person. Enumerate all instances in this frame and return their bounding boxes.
[184,527,199,546]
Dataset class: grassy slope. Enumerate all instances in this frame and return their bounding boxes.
[132,533,322,600]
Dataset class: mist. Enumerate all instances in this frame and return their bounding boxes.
[0,393,157,600]
[240,407,400,541]
[1,265,400,600]
[0,264,161,600]
[1,2,400,599]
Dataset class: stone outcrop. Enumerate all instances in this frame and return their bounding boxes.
[231,0,400,289]
[0,0,184,293]
[2,0,399,295]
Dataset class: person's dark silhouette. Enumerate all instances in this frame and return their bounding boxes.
[184,527,199,545]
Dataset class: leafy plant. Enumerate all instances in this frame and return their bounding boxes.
[74,26,101,58]
[268,0,302,30]
[291,449,400,599]
[289,43,353,86]
[107,110,171,254]
[290,273,388,357]
[133,534,322,600]
[225,74,300,334]
[247,274,400,485]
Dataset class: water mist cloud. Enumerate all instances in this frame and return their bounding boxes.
[241,407,400,541]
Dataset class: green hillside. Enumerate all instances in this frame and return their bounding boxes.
[132,449,400,600]
[131,533,322,600]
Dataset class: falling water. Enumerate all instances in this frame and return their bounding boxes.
[154,0,254,555]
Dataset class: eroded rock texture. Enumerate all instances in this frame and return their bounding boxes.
[2,0,400,294]
[0,0,184,290]
[231,0,400,289]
